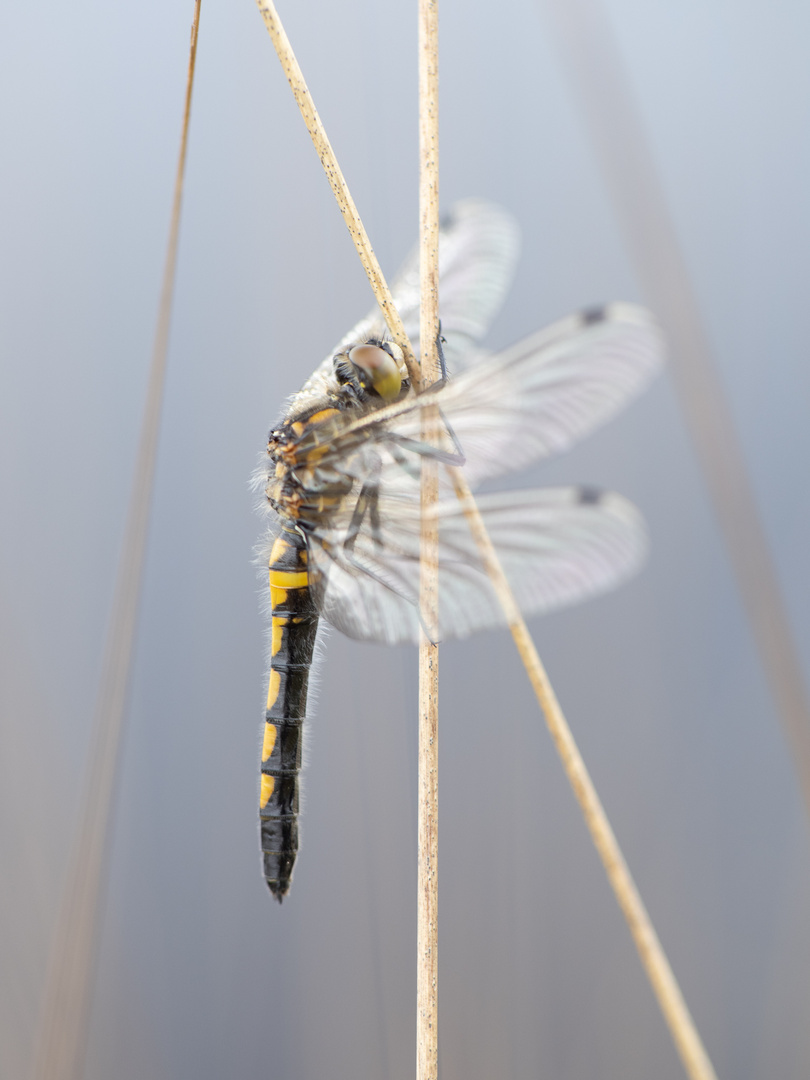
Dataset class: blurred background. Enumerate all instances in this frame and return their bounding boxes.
[2,1,809,1077]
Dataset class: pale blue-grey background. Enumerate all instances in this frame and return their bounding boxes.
[1,1,809,1077]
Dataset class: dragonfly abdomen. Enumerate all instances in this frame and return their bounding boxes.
[260,527,319,900]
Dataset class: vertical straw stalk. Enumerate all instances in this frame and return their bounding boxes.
[31,5,202,1080]
[417,3,440,1078]
[255,4,718,1078]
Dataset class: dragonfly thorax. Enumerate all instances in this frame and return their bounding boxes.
[265,341,408,526]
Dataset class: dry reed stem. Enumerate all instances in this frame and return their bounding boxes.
[254,5,717,1080]
[255,0,421,387]
[30,6,203,1080]
[447,471,719,1080]
[416,3,440,1079]
[543,0,810,812]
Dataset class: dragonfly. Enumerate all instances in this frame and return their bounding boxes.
[256,199,664,900]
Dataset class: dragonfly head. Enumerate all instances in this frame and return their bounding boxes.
[335,341,404,402]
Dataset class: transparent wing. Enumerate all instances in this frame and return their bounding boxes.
[305,486,646,644]
[313,301,664,494]
[329,198,520,372]
[437,302,665,485]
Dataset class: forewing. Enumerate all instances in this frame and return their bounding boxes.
[328,198,520,371]
[306,486,646,644]
[320,302,664,494]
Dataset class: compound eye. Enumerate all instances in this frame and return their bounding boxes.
[349,344,402,401]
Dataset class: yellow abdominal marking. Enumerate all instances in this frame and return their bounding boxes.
[268,568,309,609]
[262,723,278,762]
[269,536,291,563]
[270,586,287,608]
[269,570,309,589]
[260,773,275,809]
[271,616,287,657]
[266,669,281,710]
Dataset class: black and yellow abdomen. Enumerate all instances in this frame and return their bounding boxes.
[260,526,319,900]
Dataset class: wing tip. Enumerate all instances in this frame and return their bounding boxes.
[578,301,666,356]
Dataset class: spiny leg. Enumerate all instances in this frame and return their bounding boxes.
[344,476,383,554]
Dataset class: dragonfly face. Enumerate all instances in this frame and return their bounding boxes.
[256,199,665,900]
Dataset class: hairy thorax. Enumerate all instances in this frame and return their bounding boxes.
[265,339,409,527]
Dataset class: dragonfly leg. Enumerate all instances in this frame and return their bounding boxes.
[388,432,465,467]
[344,477,383,554]
[436,324,448,384]
[418,324,448,388]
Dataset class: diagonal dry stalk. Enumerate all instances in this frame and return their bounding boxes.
[416,4,440,1079]
[447,475,719,1080]
[254,3,718,1079]
[30,5,203,1080]
[254,1,422,384]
